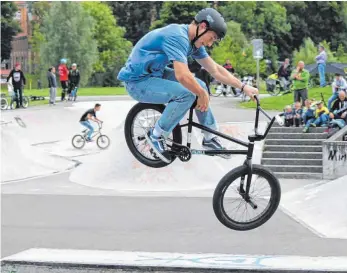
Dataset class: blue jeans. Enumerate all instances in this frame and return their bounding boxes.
[328,92,339,110]
[313,114,329,126]
[304,118,315,128]
[80,121,94,139]
[125,68,217,139]
[318,63,326,87]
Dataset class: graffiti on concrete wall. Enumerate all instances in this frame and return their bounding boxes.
[328,150,347,161]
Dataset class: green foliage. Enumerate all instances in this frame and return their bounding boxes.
[29,2,51,73]
[211,21,266,77]
[150,1,209,30]
[39,2,98,86]
[221,1,289,64]
[82,2,132,73]
[336,44,347,63]
[108,2,163,44]
[293,38,336,65]
[1,1,21,61]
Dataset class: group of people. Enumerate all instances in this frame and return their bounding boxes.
[47,58,81,105]
[283,76,347,133]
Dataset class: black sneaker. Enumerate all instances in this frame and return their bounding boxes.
[144,129,171,163]
[202,137,231,159]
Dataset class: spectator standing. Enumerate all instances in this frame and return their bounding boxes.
[6,63,26,108]
[47,66,58,105]
[68,63,81,101]
[315,45,327,87]
[277,58,291,90]
[291,61,310,107]
[58,58,69,101]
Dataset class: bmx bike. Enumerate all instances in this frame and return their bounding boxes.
[124,95,282,231]
[72,122,110,149]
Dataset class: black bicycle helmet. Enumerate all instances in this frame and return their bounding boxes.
[192,8,227,47]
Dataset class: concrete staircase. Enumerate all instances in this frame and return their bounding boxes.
[262,125,328,179]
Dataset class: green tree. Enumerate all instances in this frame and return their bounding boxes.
[211,21,266,77]
[150,1,208,30]
[39,2,98,86]
[29,1,51,73]
[108,2,163,44]
[1,1,21,61]
[282,2,347,54]
[335,44,347,63]
[293,38,336,66]
[82,1,132,73]
[220,1,290,67]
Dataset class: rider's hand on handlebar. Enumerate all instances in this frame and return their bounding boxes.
[196,91,209,112]
[243,85,259,102]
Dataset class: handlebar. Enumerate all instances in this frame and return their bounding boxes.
[252,94,282,141]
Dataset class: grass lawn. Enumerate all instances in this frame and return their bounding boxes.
[240,86,332,110]
[6,87,128,97]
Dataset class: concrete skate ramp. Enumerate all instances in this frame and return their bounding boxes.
[1,121,76,182]
[2,248,347,273]
[281,174,347,239]
[69,121,266,192]
[1,101,136,159]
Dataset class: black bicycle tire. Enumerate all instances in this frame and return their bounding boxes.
[97,135,110,149]
[210,83,223,97]
[72,134,86,149]
[23,96,29,108]
[124,103,182,168]
[213,164,281,231]
[1,98,8,110]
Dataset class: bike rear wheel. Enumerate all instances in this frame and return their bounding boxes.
[213,164,281,231]
[124,103,182,168]
[97,135,110,149]
[209,82,223,97]
[72,134,86,149]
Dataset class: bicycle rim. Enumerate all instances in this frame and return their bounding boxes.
[131,108,174,161]
[72,135,85,149]
[97,135,110,149]
[221,175,271,223]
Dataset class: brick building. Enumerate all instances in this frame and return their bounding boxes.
[9,1,32,73]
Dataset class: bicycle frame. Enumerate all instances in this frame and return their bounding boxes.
[179,96,276,200]
[83,123,103,140]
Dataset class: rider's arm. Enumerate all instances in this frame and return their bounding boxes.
[197,56,258,96]
[173,61,206,97]
[22,71,26,85]
[7,70,13,82]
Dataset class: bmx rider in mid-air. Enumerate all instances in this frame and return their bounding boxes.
[117,8,258,163]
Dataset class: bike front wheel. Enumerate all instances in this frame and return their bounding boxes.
[213,164,281,231]
[97,135,110,149]
[72,134,86,149]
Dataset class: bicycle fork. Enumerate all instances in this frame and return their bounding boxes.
[239,138,258,209]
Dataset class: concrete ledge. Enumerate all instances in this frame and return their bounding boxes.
[323,126,347,179]
[2,248,347,272]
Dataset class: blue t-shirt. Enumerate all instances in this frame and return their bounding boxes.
[117,24,209,82]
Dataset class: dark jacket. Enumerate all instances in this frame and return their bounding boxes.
[69,69,80,86]
[331,98,347,115]
[7,69,26,88]
[278,64,290,79]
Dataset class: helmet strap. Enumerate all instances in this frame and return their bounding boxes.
[191,23,209,49]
